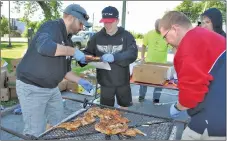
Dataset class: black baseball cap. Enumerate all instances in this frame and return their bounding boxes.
[64,4,91,27]
[99,6,119,23]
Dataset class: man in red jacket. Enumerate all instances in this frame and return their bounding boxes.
[159,11,226,140]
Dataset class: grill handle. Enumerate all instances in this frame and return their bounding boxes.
[0,125,38,140]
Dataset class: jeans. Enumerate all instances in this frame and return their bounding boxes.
[16,80,64,137]
[139,85,162,100]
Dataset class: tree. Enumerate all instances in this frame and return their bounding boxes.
[13,1,62,37]
[174,0,226,23]
[13,1,62,21]
[201,0,226,22]
[0,16,9,36]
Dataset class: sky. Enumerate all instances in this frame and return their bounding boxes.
[1,1,182,34]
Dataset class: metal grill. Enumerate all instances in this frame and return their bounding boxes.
[38,105,178,140]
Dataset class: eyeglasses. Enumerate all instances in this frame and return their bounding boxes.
[76,10,89,21]
[163,28,171,39]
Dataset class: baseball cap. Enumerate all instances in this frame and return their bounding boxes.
[99,6,119,23]
[64,4,92,27]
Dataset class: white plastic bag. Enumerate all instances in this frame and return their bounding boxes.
[166,66,177,80]
[129,62,138,76]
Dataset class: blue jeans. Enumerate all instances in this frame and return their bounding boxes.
[139,85,162,100]
[16,80,64,137]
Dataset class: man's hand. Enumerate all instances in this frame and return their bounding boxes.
[170,103,182,118]
[78,79,93,92]
[74,48,86,62]
[101,54,114,63]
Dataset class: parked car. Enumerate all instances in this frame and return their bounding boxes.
[71,31,96,49]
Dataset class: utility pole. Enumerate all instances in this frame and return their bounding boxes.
[0,1,3,44]
[121,0,126,28]
[92,12,94,31]
[7,1,11,47]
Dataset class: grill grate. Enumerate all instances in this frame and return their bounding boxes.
[38,105,177,140]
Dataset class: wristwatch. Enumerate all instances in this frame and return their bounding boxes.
[174,103,182,111]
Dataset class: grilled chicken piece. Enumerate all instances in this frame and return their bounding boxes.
[57,122,79,131]
[95,121,128,135]
[57,117,82,131]
[71,117,82,128]
[115,116,130,123]
[104,109,121,116]
[81,113,96,126]
[85,107,102,117]
[85,55,101,62]
[108,123,128,134]
[121,128,146,137]
[98,109,122,120]
[93,56,100,61]
[95,121,111,135]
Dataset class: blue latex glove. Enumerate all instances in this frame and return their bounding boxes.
[101,54,114,63]
[0,105,4,110]
[74,48,85,62]
[13,106,22,115]
[78,79,93,92]
[80,59,87,64]
[170,103,181,118]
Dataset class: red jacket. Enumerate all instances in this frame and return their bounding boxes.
[174,27,226,108]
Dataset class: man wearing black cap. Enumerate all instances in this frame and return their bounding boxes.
[79,6,138,108]
[16,4,93,137]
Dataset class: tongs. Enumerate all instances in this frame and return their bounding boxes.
[128,121,169,128]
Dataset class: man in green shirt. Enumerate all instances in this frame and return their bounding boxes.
[139,19,169,103]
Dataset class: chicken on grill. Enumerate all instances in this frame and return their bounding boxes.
[81,113,96,126]
[121,128,147,137]
[57,118,82,131]
[95,121,128,135]
[84,107,102,117]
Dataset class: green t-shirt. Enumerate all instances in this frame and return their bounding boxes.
[143,30,169,63]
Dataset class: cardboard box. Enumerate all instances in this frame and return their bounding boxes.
[10,58,22,72]
[1,88,9,101]
[1,70,7,88]
[6,72,16,88]
[58,79,68,91]
[132,62,172,85]
[9,88,17,99]
[66,81,100,96]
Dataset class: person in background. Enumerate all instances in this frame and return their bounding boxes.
[159,11,226,140]
[138,19,170,103]
[16,4,93,137]
[79,6,138,109]
[201,7,226,37]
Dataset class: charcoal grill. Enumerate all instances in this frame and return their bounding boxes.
[36,97,187,140]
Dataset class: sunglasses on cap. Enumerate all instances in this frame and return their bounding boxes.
[76,10,89,21]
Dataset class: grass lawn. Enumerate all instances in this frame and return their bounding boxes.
[1,42,28,58]
[1,99,19,108]
[1,42,28,72]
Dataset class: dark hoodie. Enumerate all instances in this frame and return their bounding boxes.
[202,8,226,37]
[80,27,138,87]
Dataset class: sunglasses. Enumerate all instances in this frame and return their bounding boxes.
[76,10,89,21]
[163,28,171,39]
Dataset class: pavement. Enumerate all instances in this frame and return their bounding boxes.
[0,83,189,140]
